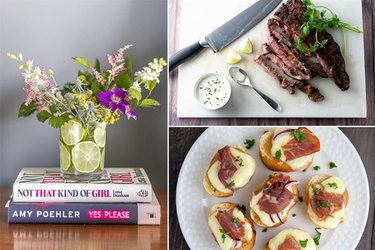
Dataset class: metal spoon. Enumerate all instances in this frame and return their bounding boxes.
[229,66,282,112]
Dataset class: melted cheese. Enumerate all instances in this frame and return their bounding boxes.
[207,147,256,193]
[271,128,314,171]
[249,185,296,227]
[307,176,347,228]
[268,228,316,250]
[208,208,253,250]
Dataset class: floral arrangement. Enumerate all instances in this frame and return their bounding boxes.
[7,44,166,133]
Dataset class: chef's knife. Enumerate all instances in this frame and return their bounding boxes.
[169,0,282,71]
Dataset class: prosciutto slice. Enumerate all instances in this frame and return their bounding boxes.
[258,174,295,214]
[216,209,245,240]
[282,127,320,161]
[218,146,238,180]
[310,189,343,219]
[278,236,300,250]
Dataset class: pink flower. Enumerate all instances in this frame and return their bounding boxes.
[22,66,53,110]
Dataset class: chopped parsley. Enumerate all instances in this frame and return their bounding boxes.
[236,156,244,167]
[313,165,320,171]
[316,200,328,207]
[226,180,235,188]
[289,194,294,200]
[233,217,240,223]
[329,162,337,169]
[263,130,269,134]
[290,129,306,142]
[327,182,338,189]
[244,139,255,150]
[268,174,274,180]
[213,188,217,192]
[237,204,246,213]
[262,228,268,232]
[299,196,304,202]
[312,187,321,195]
[299,239,308,248]
[275,150,282,160]
[219,228,226,243]
[292,213,297,217]
[313,228,322,245]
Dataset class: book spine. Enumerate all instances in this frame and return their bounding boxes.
[13,184,152,203]
[8,201,160,225]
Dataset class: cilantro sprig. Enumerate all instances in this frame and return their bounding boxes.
[296,0,362,55]
[244,139,255,150]
[313,228,322,245]
[291,129,305,142]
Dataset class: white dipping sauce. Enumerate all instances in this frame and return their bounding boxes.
[195,73,231,110]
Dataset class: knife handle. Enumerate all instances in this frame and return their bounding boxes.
[169,41,204,72]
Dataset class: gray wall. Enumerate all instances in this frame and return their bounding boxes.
[0,0,167,189]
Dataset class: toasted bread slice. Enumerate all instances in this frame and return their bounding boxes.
[249,174,299,228]
[259,131,314,172]
[203,145,254,197]
[263,228,317,250]
[305,174,349,228]
[209,202,256,250]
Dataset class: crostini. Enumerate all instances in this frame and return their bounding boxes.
[203,145,256,197]
[305,174,349,229]
[208,202,256,250]
[259,127,320,172]
[249,173,299,228]
[264,228,317,250]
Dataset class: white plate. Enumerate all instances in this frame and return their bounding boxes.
[177,0,366,118]
[176,127,369,250]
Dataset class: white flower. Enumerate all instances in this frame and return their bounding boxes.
[134,58,166,85]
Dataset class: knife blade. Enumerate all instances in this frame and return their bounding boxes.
[169,0,282,71]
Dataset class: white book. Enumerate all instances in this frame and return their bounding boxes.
[13,168,152,203]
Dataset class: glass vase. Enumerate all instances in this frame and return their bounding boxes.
[59,120,106,180]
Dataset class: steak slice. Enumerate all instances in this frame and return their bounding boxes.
[274,0,350,90]
[255,44,324,102]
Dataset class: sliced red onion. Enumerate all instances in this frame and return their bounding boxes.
[269,213,276,223]
[273,128,295,141]
[285,180,299,189]
[218,174,235,191]
[276,213,284,224]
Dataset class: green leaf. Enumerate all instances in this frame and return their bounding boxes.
[114,73,133,89]
[275,150,282,160]
[145,80,157,92]
[90,80,103,96]
[48,114,70,128]
[139,98,160,108]
[72,57,91,68]
[19,101,38,117]
[36,110,51,122]
[128,88,142,101]
[94,58,101,72]
[125,54,132,77]
[129,99,138,108]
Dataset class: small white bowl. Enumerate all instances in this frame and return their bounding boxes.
[194,73,231,110]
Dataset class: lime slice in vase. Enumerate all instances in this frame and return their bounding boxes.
[72,141,101,173]
[59,142,71,171]
[61,120,85,146]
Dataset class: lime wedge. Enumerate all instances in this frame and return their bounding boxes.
[226,50,241,64]
[59,142,71,171]
[94,123,106,148]
[238,37,253,53]
[71,141,101,173]
[61,120,85,146]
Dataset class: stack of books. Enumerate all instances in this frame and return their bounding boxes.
[6,168,160,225]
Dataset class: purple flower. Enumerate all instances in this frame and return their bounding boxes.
[97,88,137,119]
